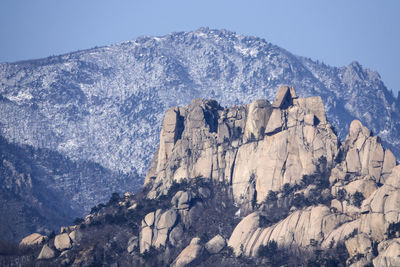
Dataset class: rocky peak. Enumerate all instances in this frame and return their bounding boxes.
[271,85,297,109]
[146,86,339,208]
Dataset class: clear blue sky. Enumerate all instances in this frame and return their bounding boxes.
[1,0,399,93]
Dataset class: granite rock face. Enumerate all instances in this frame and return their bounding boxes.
[54,233,72,251]
[37,244,55,260]
[205,234,226,254]
[228,206,350,257]
[19,233,47,247]
[139,208,178,253]
[143,86,399,265]
[171,237,203,267]
[146,86,338,206]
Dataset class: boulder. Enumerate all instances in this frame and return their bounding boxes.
[128,202,137,210]
[322,219,360,248]
[205,234,226,254]
[37,244,55,260]
[54,233,72,251]
[157,209,178,229]
[172,237,203,267]
[217,122,230,143]
[272,85,292,108]
[348,120,370,139]
[152,209,178,248]
[68,230,82,244]
[153,227,169,248]
[385,165,400,188]
[19,233,47,246]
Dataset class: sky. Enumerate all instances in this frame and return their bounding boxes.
[0,0,399,94]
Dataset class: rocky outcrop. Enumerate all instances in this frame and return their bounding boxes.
[205,234,226,254]
[172,237,203,267]
[37,244,55,260]
[54,233,72,251]
[139,208,178,253]
[359,166,400,241]
[228,205,350,257]
[146,86,339,206]
[330,120,396,187]
[68,230,82,244]
[344,120,395,184]
[19,233,47,247]
[141,86,399,265]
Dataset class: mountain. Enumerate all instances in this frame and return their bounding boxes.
[0,28,398,179]
[1,28,400,241]
[0,135,138,241]
[7,86,400,266]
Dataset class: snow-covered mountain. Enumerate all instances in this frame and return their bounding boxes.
[0,27,399,193]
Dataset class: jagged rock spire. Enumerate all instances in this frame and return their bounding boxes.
[271,85,297,109]
[146,86,338,205]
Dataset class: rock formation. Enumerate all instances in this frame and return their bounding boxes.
[146,85,339,208]
[13,86,400,266]
[37,244,55,260]
[19,233,47,247]
[142,85,398,265]
[3,28,400,245]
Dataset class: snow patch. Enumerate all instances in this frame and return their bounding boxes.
[6,91,33,102]
[58,139,78,151]
[234,45,258,57]
[196,32,208,38]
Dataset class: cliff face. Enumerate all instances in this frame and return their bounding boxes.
[146,85,393,204]
[11,86,400,266]
[141,86,398,265]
